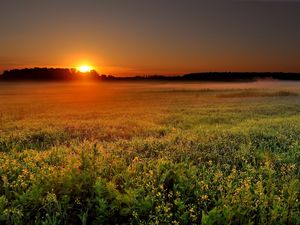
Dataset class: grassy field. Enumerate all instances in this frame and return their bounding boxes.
[0,81,299,225]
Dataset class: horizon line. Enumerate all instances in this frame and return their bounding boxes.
[1,67,300,78]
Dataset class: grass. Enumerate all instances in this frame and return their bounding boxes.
[218,90,298,98]
[0,81,299,225]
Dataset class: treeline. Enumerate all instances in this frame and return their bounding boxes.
[183,72,300,81]
[101,72,300,82]
[0,68,101,81]
[1,68,300,82]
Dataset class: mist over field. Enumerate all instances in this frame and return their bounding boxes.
[0,81,299,224]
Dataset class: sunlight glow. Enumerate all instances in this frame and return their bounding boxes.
[78,65,92,73]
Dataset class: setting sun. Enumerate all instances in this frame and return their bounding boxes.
[78,65,92,73]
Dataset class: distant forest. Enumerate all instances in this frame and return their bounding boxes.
[1,68,300,82]
[0,68,100,81]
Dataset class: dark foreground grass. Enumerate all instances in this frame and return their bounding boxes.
[0,81,299,225]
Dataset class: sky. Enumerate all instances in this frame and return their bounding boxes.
[0,0,300,75]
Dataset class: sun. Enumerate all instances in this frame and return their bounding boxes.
[78,65,92,73]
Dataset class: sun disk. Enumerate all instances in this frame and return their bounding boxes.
[78,65,92,73]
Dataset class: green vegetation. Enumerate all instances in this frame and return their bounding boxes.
[0,82,299,224]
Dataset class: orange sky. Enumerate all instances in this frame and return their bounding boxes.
[1,0,300,76]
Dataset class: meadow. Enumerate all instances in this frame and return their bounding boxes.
[0,81,299,225]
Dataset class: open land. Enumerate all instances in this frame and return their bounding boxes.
[0,81,299,224]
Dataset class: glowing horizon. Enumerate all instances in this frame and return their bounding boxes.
[77,65,93,73]
[1,1,300,75]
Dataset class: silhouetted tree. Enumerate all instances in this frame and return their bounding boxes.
[0,68,101,81]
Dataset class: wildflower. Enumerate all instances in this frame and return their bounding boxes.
[243,177,251,190]
[133,156,139,162]
[2,176,8,184]
[167,192,173,198]
[132,211,138,218]
[75,198,81,205]
[44,192,58,205]
[202,195,209,200]
[164,206,170,213]
[22,168,29,175]
[3,207,23,218]
[29,174,34,180]
[217,186,224,192]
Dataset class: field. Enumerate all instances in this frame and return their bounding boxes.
[0,81,299,225]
